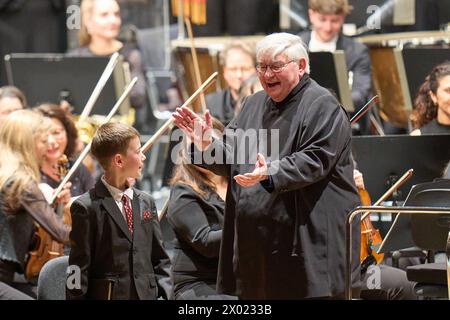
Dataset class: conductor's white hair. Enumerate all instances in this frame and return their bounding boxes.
[256,33,310,74]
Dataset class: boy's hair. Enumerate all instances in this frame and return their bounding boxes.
[308,0,353,15]
[91,122,140,169]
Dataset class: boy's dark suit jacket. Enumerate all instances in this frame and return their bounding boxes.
[66,180,172,300]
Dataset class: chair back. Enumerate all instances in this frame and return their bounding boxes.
[37,255,69,300]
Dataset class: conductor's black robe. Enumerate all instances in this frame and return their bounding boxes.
[194,74,361,299]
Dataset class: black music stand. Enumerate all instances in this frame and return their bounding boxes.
[309,51,354,112]
[352,135,450,203]
[379,179,450,254]
[4,53,130,115]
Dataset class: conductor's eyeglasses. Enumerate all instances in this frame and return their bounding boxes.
[256,60,296,74]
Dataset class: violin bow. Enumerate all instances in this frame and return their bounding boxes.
[49,77,138,204]
[360,168,414,221]
[350,95,379,125]
[140,71,218,154]
[158,198,169,221]
[78,52,120,123]
[185,17,207,113]
[142,72,218,222]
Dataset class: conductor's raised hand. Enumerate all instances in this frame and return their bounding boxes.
[172,106,213,151]
[234,153,269,187]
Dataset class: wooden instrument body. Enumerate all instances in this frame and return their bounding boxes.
[359,188,385,268]
[25,156,69,281]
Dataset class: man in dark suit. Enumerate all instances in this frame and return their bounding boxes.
[66,123,172,300]
[299,0,373,134]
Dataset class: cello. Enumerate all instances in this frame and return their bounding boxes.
[25,155,69,281]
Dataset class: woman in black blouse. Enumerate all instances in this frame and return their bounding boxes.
[167,118,236,300]
[411,61,450,135]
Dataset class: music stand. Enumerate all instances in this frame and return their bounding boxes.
[4,53,130,116]
[379,179,450,254]
[309,51,354,112]
[352,135,450,202]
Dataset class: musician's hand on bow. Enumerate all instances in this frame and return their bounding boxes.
[234,153,269,187]
[172,106,213,151]
[353,169,365,190]
[56,182,72,206]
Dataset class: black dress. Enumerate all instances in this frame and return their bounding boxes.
[167,183,236,300]
[420,119,450,135]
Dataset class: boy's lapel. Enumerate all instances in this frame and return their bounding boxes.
[134,189,156,223]
[95,181,132,243]
[131,189,141,228]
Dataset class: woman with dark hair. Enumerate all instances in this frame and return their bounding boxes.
[0,86,27,124]
[35,104,94,199]
[411,61,450,135]
[167,118,236,300]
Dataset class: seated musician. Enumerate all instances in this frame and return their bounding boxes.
[410,61,450,135]
[68,0,148,129]
[206,41,256,126]
[0,110,71,300]
[36,104,95,199]
[0,86,26,125]
[299,0,373,134]
[354,169,418,300]
[167,117,237,300]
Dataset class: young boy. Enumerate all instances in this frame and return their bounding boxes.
[66,122,172,300]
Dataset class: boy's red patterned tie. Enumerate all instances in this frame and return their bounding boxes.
[121,194,133,235]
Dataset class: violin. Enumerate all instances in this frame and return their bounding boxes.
[359,187,384,271]
[25,155,70,281]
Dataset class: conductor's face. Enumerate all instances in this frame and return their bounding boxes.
[257,53,304,102]
[308,10,345,43]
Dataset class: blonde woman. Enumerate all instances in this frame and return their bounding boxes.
[0,110,71,299]
[69,0,147,111]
